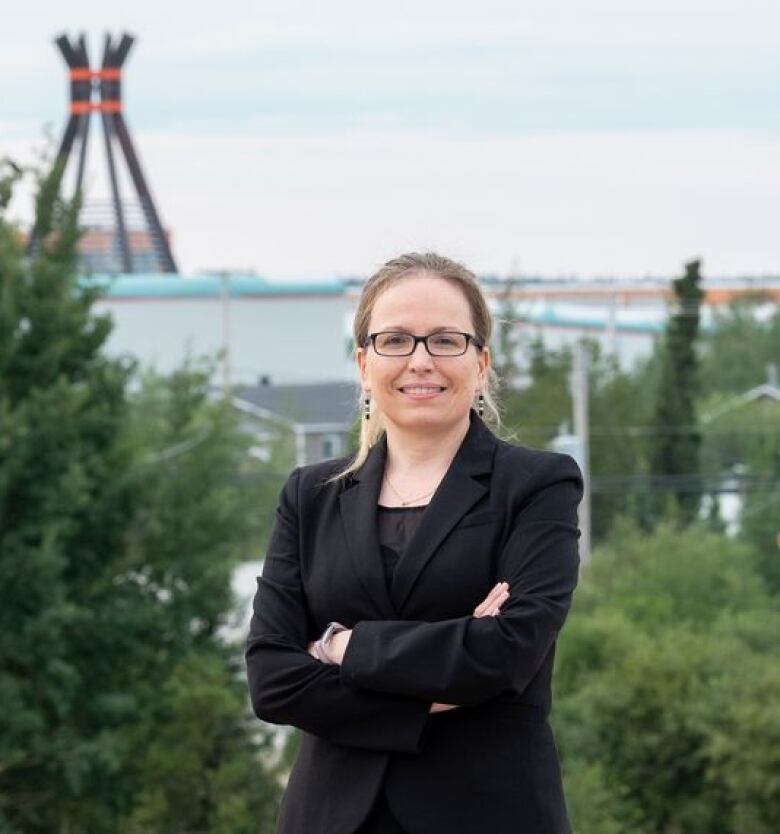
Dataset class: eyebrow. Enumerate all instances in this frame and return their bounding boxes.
[379,325,463,332]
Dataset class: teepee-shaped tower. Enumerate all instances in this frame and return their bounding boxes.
[27,32,178,274]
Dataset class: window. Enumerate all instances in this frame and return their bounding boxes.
[321,433,342,459]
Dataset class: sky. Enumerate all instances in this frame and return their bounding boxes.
[1,0,779,279]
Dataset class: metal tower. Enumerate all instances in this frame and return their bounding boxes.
[27,32,178,273]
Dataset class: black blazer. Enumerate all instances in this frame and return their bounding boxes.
[246,410,583,834]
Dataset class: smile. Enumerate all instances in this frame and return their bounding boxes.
[398,386,446,397]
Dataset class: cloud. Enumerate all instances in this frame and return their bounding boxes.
[6,126,779,278]
[102,128,780,278]
[5,25,778,138]
[3,2,778,278]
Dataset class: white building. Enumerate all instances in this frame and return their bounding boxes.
[85,272,778,386]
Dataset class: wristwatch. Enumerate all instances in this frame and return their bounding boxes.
[314,621,347,664]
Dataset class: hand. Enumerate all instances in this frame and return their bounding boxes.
[307,629,352,664]
[430,702,459,713]
[430,581,511,714]
[472,581,510,617]
[327,628,351,664]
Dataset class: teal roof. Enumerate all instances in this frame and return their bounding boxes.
[78,273,345,298]
[530,307,665,334]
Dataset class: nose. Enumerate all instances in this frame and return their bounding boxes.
[407,339,435,368]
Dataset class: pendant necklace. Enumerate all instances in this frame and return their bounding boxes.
[383,473,436,507]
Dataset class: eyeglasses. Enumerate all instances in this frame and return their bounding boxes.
[365,331,484,357]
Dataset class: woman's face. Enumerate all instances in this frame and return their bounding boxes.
[356,273,490,435]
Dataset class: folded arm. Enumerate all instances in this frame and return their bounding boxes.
[308,582,512,713]
[339,455,583,707]
[245,468,431,754]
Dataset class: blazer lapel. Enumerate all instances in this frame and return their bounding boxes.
[339,435,398,619]
[339,411,498,619]
[390,411,496,612]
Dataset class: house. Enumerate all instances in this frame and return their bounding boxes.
[231,379,360,466]
[700,364,780,536]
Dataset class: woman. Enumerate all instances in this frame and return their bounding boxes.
[245,252,583,834]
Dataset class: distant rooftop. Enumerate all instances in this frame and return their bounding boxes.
[80,273,345,298]
[233,380,359,427]
[78,272,780,306]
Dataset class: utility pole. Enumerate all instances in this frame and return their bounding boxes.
[606,290,617,358]
[220,272,232,395]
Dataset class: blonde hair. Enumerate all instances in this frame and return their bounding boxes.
[329,252,501,482]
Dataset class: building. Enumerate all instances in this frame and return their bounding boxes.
[232,379,359,467]
[80,271,778,387]
[87,273,353,385]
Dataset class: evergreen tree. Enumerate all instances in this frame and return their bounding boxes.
[648,259,704,527]
[0,161,279,833]
[117,650,279,834]
[0,158,132,832]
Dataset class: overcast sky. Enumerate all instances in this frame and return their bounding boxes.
[2,0,779,278]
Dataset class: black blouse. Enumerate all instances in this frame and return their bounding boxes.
[376,504,428,591]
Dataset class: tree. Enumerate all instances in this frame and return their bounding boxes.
[648,259,704,527]
[554,518,780,834]
[117,651,279,834]
[500,335,571,448]
[738,444,780,595]
[699,294,779,397]
[0,161,280,833]
[0,158,132,832]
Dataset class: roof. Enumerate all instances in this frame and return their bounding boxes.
[743,383,780,403]
[79,273,345,298]
[701,382,780,423]
[233,380,359,427]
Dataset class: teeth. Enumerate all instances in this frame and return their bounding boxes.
[402,387,443,393]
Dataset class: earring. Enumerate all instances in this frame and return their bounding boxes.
[476,392,484,417]
[363,394,371,421]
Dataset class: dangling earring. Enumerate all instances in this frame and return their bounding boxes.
[363,393,371,421]
[476,391,485,417]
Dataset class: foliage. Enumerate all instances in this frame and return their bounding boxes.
[555,518,780,834]
[584,343,650,541]
[0,161,280,833]
[698,295,780,397]
[117,651,279,834]
[499,335,572,448]
[648,259,705,527]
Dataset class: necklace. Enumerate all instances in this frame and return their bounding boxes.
[383,473,436,507]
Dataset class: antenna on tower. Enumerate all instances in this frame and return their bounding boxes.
[27,32,178,274]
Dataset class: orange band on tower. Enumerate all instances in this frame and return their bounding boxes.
[69,100,122,114]
[68,68,122,81]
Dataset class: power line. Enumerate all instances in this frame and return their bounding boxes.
[501,423,779,437]
[591,473,778,495]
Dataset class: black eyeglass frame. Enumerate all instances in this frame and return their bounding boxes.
[364,330,485,357]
